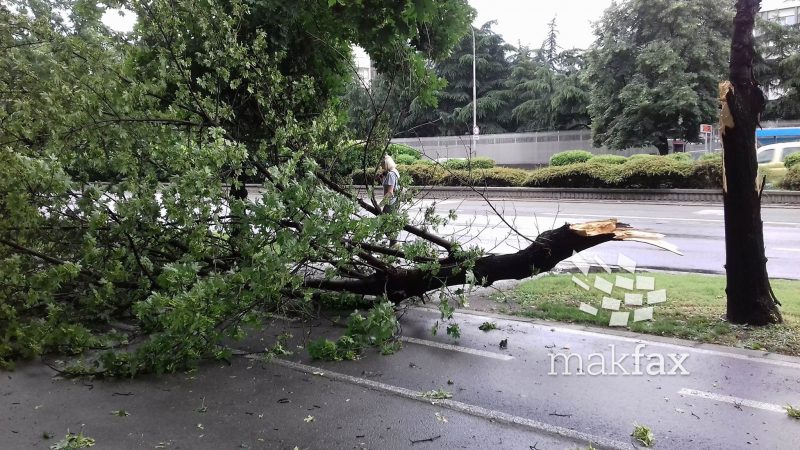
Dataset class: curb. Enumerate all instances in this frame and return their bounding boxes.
[397,186,800,205]
[411,305,800,368]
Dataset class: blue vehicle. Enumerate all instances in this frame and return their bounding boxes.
[756,127,800,146]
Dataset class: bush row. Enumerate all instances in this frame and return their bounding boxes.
[351,157,726,189]
[781,165,800,190]
[548,150,698,167]
[785,153,800,169]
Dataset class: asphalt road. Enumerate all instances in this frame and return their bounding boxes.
[403,198,800,280]
[5,310,799,449]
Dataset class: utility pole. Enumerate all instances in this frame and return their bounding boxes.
[471,27,479,157]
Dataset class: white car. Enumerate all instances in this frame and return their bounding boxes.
[756,141,800,165]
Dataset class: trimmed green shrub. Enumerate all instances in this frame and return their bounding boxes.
[591,155,628,165]
[349,167,381,185]
[441,158,496,170]
[398,163,445,186]
[781,165,800,190]
[628,153,659,160]
[415,158,434,165]
[700,151,722,161]
[785,152,800,169]
[394,153,418,165]
[469,157,496,169]
[616,157,694,188]
[354,159,722,190]
[442,159,469,170]
[439,168,529,187]
[387,143,421,159]
[549,150,594,166]
[692,158,723,188]
[526,161,619,188]
[666,152,692,162]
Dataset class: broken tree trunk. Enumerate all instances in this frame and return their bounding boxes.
[719,0,782,325]
[306,219,678,302]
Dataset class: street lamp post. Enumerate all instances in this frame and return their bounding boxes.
[471,27,478,157]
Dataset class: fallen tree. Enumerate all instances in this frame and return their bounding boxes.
[0,0,677,375]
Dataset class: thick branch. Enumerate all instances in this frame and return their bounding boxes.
[304,220,668,302]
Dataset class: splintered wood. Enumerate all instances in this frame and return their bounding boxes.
[569,219,682,255]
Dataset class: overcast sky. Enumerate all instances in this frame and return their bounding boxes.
[468,0,800,51]
[468,0,613,51]
[104,0,800,55]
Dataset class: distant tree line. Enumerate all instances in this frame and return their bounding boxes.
[344,0,800,155]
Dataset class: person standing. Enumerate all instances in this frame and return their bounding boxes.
[380,155,400,246]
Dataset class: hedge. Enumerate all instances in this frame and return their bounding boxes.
[526,161,619,188]
[439,167,530,187]
[785,153,800,169]
[628,154,659,160]
[699,152,722,161]
[666,152,692,162]
[348,157,800,191]
[387,143,421,159]
[549,150,593,166]
[394,153,418,165]
[442,157,496,170]
[691,158,723,188]
[591,155,628,165]
[615,157,696,188]
[781,165,800,190]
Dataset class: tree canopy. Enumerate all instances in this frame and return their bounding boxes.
[584,0,734,154]
[755,16,800,120]
[0,0,480,373]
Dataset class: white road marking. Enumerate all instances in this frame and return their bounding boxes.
[695,209,725,216]
[264,357,630,450]
[400,336,514,361]
[433,211,798,227]
[535,213,798,226]
[678,388,787,413]
[776,248,800,252]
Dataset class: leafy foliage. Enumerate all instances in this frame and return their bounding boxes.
[478,321,497,331]
[421,389,453,399]
[781,165,800,190]
[784,152,800,169]
[0,0,476,374]
[50,432,95,450]
[591,155,628,165]
[631,424,655,447]
[585,0,733,154]
[666,152,693,162]
[755,18,800,120]
[549,150,594,166]
[308,302,400,360]
[442,157,495,170]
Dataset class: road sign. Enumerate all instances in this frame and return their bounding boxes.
[700,124,713,134]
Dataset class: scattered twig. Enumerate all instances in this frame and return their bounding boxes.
[548,412,572,417]
[410,435,441,445]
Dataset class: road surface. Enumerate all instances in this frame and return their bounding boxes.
[5,310,799,449]
[403,198,800,280]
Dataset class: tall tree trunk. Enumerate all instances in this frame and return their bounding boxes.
[720,0,782,325]
[655,136,669,155]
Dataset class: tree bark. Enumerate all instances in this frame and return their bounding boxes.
[720,0,782,325]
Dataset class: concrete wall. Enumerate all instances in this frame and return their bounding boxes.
[392,121,800,167]
[392,131,676,166]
